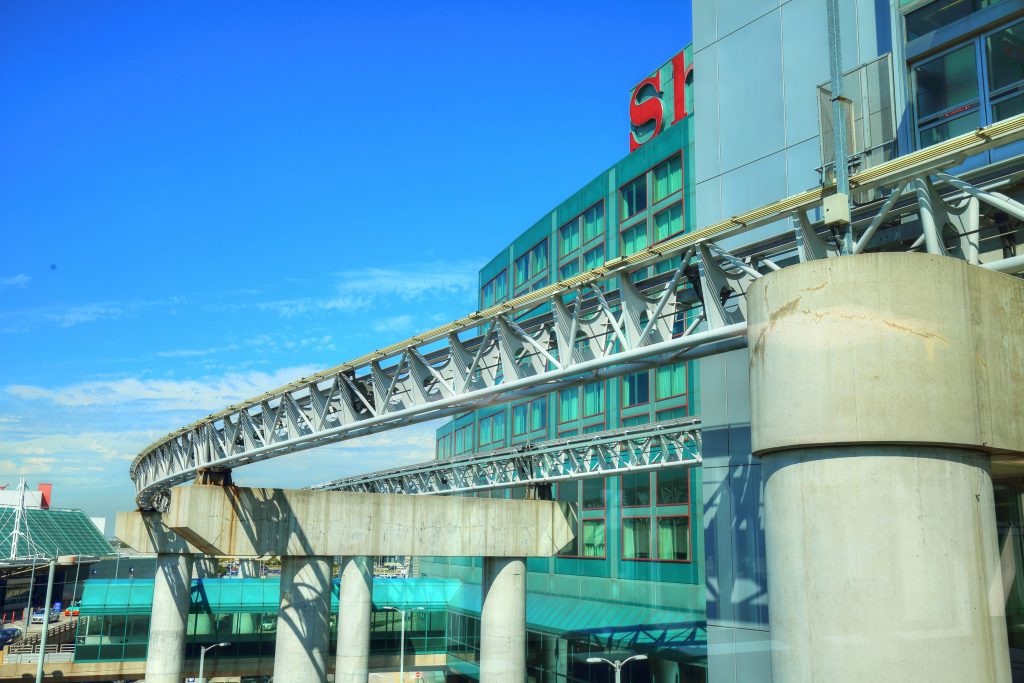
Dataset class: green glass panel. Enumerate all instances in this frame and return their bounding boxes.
[653,155,682,201]
[914,43,979,118]
[994,91,1024,120]
[622,517,652,559]
[654,203,683,242]
[656,517,690,561]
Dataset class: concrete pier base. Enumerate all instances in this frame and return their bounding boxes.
[747,253,1024,683]
[145,552,194,683]
[274,555,333,683]
[335,555,373,683]
[479,556,526,682]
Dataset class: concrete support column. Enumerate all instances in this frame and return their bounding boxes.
[274,555,333,683]
[651,657,679,683]
[479,556,526,682]
[239,558,260,578]
[145,552,194,683]
[747,253,1024,683]
[192,555,219,579]
[335,555,373,683]
[540,635,565,683]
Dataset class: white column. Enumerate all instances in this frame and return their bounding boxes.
[239,558,261,578]
[145,552,194,683]
[274,555,333,683]
[747,253,1021,682]
[480,557,526,682]
[335,555,373,683]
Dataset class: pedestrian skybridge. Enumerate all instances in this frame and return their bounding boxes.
[129,113,1024,510]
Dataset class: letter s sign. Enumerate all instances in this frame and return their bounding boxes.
[629,74,663,152]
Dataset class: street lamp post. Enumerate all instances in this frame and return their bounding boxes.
[383,606,423,681]
[198,641,230,683]
[586,653,648,683]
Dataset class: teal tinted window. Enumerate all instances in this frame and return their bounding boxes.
[560,261,580,280]
[559,221,580,256]
[654,203,683,242]
[558,387,579,422]
[656,469,689,505]
[906,0,1010,40]
[582,478,605,509]
[621,472,651,507]
[622,517,652,559]
[621,223,648,256]
[623,371,650,406]
[582,520,606,558]
[583,381,604,417]
[915,43,979,118]
[513,404,528,434]
[656,363,686,399]
[583,244,605,270]
[583,202,605,243]
[620,176,647,219]
[653,155,682,201]
[530,397,547,430]
[656,517,690,561]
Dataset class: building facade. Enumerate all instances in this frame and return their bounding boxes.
[429,2,1024,682]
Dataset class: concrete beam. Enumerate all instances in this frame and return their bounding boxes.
[160,485,575,557]
[114,510,201,554]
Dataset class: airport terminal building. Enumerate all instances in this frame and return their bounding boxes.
[13,2,1024,682]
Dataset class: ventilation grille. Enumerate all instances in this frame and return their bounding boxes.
[818,53,897,185]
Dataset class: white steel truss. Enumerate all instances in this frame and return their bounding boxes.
[130,113,1024,510]
[312,418,702,496]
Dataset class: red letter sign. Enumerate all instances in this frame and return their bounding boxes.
[671,52,693,124]
[629,74,663,152]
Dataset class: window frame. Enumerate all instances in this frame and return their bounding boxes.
[655,468,691,507]
[622,370,652,408]
[654,514,692,563]
[619,172,650,222]
[621,515,654,561]
[620,471,653,509]
[655,362,688,401]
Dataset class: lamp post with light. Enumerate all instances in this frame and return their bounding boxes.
[383,606,423,681]
[586,653,648,683]
[198,641,230,683]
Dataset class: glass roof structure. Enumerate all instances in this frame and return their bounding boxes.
[0,506,114,559]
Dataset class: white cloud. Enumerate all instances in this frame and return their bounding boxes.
[0,298,175,334]
[258,261,481,317]
[0,274,30,292]
[7,365,319,412]
[372,314,414,334]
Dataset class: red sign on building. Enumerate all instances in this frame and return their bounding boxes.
[629,48,693,152]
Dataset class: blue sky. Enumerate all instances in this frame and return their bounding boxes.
[0,1,692,528]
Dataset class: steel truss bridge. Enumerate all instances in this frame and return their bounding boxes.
[130,114,1024,510]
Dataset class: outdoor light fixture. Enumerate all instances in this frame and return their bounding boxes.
[198,641,230,683]
[586,653,648,683]
[383,606,424,681]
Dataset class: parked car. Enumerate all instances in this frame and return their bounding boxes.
[30,609,58,624]
[0,626,22,646]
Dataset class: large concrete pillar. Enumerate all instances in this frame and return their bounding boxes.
[192,555,220,579]
[274,555,333,683]
[146,552,194,683]
[480,556,526,682]
[335,555,373,683]
[651,657,678,683]
[239,558,261,578]
[747,253,1024,682]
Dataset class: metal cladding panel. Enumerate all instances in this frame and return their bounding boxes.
[717,10,785,173]
[781,0,830,147]
[717,0,780,38]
